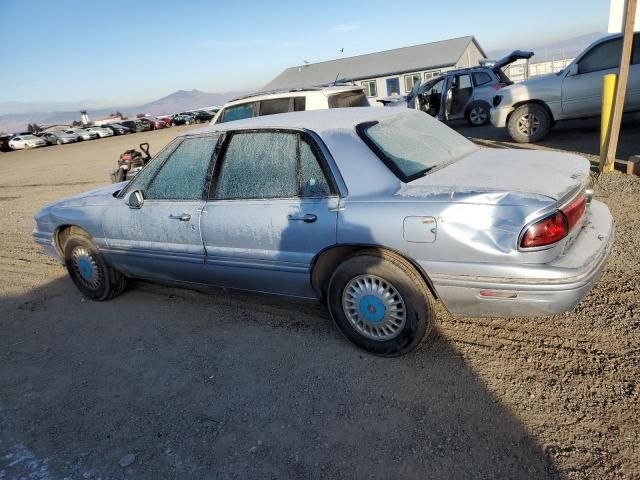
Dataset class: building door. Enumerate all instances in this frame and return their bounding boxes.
[386,77,400,96]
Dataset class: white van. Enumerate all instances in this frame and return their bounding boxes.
[212,85,369,124]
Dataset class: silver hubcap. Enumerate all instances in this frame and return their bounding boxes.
[342,274,406,341]
[516,113,540,136]
[71,246,102,290]
[470,107,487,125]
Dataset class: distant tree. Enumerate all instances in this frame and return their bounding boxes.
[115,111,124,118]
[136,113,146,118]
[27,123,43,133]
[71,120,82,127]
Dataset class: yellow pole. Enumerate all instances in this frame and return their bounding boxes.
[600,74,617,173]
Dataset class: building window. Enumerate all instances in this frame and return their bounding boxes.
[404,73,421,93]
[386,77,400,96]
[362,80,377,97]
[424,70,441,81]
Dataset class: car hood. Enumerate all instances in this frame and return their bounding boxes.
[397,148,589,205]
[47,183,125,208]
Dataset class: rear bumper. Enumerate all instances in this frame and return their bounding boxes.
[429,200,614,317]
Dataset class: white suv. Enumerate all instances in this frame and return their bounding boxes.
[212,85,369,124]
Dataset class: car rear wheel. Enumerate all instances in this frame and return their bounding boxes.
[327,250,435,356]
[63,233,127,301]
[56,140,63,145]
[507,103,551,143]
[465,101,490,126]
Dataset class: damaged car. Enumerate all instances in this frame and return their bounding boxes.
[33,108,613,356]
[379,50,534,126]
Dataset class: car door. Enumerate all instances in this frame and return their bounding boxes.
[200,130,340,298]
[562,36,626,117]
[101,134,221,283]
[446,73,473,120]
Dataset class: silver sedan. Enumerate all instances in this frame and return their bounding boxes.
[33,108,613,355]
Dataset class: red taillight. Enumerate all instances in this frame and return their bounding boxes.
[492,82,506,90]
[561,195,586,230]
[520,211,568,248]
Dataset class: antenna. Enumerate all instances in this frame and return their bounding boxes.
[334,72,340,85]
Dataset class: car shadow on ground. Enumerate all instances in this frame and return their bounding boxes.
[453,115,640,161]
[1,275,565,479]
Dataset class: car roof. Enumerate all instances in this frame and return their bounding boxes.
[225,85,364,105]
[187,106,402,136]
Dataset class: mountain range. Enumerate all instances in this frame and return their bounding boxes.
[0,89,248,134]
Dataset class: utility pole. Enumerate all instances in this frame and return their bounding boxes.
[602,0,637,172]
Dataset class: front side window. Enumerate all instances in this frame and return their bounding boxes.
[213,132,333,200]
[362,80,377,97]
[259,98,291,116]
[358,112,478,182]
[327,91,369,108]
[222,103,255,123]
[144,135,220,200]
[404,74,421,93]
[578,38,623,74]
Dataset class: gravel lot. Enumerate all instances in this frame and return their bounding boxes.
[0,123,639,479]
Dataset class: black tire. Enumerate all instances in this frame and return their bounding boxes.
[63,233,127,301]
[327,250,436,356]
[507,103,551,143]
[465,101,490,127]
[56,139,63,145]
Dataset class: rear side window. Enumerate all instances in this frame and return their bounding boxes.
[222,103,255,122]
[214,132,298,199]
[144,135,220,200]
[472,71,492,86]
[328,91,369,108]
[259,98,291,116]
[578,38,622,74]
[212,132,334,200]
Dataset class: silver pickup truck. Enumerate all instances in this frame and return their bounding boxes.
[491,32,640,143]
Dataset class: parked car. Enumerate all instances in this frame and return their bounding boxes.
[40,130,80,145]
[139,117,167,130]
[120,120,145,133]
[86,126,114,138]
[378,51,534,126]
[102,123,130,135]
[212,85,369,124]
[171,113,196,126]
[156,116,173,127]
[32,108,613,356]
[188,110,214,123]
[65,128,98,141]
[491,33,640,142]
[9,134,46,149]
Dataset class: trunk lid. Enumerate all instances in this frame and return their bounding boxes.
[484,50,535,70]
[400,148,590,204]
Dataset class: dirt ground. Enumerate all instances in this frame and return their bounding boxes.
[0,122,639,479]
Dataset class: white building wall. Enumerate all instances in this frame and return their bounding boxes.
[608,0,640,32]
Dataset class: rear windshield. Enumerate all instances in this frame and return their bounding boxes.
[357,112,477,182]
[328,91,369,108]
[493,67,513,85]
[221,103,255,122]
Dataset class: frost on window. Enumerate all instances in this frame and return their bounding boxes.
[123,139,178,196]
[362,112,477,180]
[145,135,219,200]
[215,132,297,200]
[300,139,331,197]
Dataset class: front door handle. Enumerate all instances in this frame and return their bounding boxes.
[287,213,317,223]
[169,213,191,221]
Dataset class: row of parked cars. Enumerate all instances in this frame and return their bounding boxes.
[2,110,218,151]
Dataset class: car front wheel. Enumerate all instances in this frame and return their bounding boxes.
[327,250,435,356]
[63,233,127,301]
[507,103,551,143]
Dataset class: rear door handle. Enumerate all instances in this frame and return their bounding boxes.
[287,213,317,223]
[169,213,191,221]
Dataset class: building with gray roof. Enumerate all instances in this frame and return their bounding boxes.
[264,36,486,104]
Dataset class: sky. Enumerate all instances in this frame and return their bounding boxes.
[0,0,609,112]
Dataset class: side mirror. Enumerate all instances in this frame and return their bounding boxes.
[127,190,144,209]
[566,63,578,77]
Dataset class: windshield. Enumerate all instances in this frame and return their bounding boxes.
[357,111,478,181]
